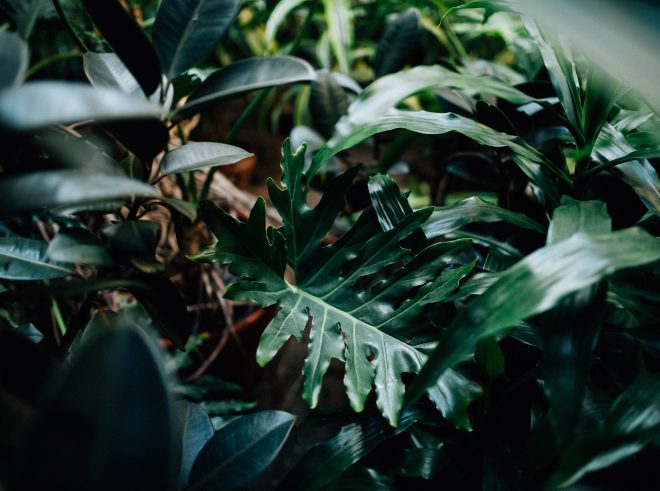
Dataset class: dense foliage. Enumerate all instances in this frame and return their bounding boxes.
[1,1,659,490]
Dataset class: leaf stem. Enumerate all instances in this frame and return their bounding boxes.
[24,49,80,80]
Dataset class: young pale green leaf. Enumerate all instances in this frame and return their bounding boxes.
[0,237,74,280]
[153,0,240,80]
[80,0,162,95]
[198,141,481,428]
[46,228,114,266]
[0,82,162,131]
[188,410,295,491]
[408,227,660,408]
[175,401,214,489]
[0,31,29,88]
[323,0,353,73]
[423,196,545,239]
[172,56,316,121]
[374,8,420,77]
[264,0,310,46]
[159,142,252,175]
[282,410,419,491]
[0,170,158,217]
[8,326,179,491]
[310,70,349,139]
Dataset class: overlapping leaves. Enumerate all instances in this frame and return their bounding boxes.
[194,140,481,427]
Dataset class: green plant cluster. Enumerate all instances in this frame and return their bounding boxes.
[1,1,659,490]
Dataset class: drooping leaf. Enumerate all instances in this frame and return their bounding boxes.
[0,31,29,88]
[0,170,158,217]
[188,410,295,491]
[195,141,482,427]
[0,82,162,131]
[159,142,252,175]
[80,0,162,95]
[0,237,74,280]
[46,228,114,266]
[409,227,660,408]
[323,0,353,73]
[310,70,349,139]
[264,0,310,46]
[152,0,240,80]
[8,326,179,491]
[173,56,316,120]
[374,8,420,77]
[175,401,215,489]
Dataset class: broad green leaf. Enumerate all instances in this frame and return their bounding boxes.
[46,228,114,266]
[265,0,309,46]
[550,375,660,487]
[408,227,660,408]
[0,237,74,280]
[0,170,158,216]
[152,0,240,80]
[323,0,353,73]
[159,142,252,175]
[154,197,198,221]
[196,141,481,427]
[282,410,419,491]
[0,82,162,131]
[423,196,545,239]
[8,326,179,491]
[311,109,568,197]
[172,56,316,121]
[0,31,29,88]
[374,8,420,77]
[176,401,214,489]
[104,220,160,258]
[310,70,349,139]
[80,0,162,95]
[547,197,611,244]
[188,410,295,491]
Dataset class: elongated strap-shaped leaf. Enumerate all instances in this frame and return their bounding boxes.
[423,196,545,239]
[310,70,349,139]
[0,82,162,131]
[80,0,162,95]
[160,142,252,175]
[265,0,310,46]
[374,8,420,77]
[188,411,295,491]
[0,237,74,280]
[0,31,29,88]
[153,0,240,80]
[408,226,660,409]
[323,0,353,73]
[195,141,482,427]
[172,56,316,120]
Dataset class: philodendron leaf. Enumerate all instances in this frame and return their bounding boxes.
[408,226,660,409]
[0,31,29,88]
[159,142,252,175]
[153,0,240,80]
[176,401,214,489]
[0,82,162,131]
[8,326,179,491]
[173,56,316,121]
[80,0,162,95]
[374,8,420,77]
[0,237,74,280]
[188,410,295,491]
[195,141,482,428]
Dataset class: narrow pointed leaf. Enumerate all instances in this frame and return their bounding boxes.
[173,56,315,120]
[153,0,240,79]
[264,0,309,46]
[374,8,420,77]
[160,142,252,175]
[323,0,353,73]
[0,31,29,88]
[0,237,74,280]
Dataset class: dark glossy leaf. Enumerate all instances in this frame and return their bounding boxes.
[282,410,419,491]
[374,8,420,77]
[8,326,178,491]
[173,56,316,121]
[80,0,162,95]
[189,410,295,491]
[46,228,114,266]
[327,467,395,490]
[0,237,74,280]
[310,70,349,139]
[422,196,545,239]
[104,220,160,258]
[159,142,252,175]
[195,141,481,427]
[367,174,414,232]
[0,82,161,131]
[0,31,29,88]
[154,197,198,221]
[153,0,240,79]
[103,118,170,162]
[0,170,158,217]
[176,401,214,489]
[547,197,611,244]
[550,375,660,487]
[408,227,660,407]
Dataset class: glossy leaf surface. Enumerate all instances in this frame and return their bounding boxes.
[374,8,420,77]
[176,401,214,489]
[159,142,252,175]
[46,228,114,266]
[0,237,74,280]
